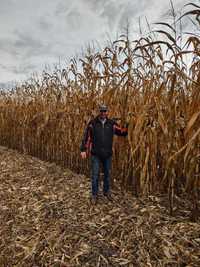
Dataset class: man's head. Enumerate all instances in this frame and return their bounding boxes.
[99,104,108,119]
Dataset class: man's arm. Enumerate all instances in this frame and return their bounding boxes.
[80,122,93,158]
[113,122,128,136]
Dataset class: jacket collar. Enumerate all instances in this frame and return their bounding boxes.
[96,115,108,122]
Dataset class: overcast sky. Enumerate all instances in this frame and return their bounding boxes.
[0,0,199,86]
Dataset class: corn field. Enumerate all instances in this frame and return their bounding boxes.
[0,3,199,213]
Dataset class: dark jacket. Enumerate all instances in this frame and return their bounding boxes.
[80,115,128,158]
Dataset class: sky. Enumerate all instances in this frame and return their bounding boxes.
[0,0,199,87]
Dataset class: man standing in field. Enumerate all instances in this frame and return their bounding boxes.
[80,104,128,204]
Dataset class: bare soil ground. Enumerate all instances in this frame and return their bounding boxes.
[0,146,199,267]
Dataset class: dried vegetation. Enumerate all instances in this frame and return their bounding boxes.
[0,146,200,267]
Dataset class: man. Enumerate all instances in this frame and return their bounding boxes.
[80,104,128,204]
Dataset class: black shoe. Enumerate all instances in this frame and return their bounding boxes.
[91,196,98,205]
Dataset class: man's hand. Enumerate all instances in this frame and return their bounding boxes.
[81,151,87,159]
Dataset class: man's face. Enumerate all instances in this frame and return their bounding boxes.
[100,110,108,119]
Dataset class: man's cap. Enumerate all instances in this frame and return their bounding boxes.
[99,104,108,112]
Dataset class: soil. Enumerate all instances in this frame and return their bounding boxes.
[0,146,199,267]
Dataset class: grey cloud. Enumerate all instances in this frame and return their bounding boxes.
[0,64,8,71]
[84,0,154,31]
[100,2,125,30]
[83,0,110,13]
[0,38,20,56]
[55,0,73,16]
[55,2,68,16]
[66,9,82,30]
[3,62,37,75]
[14,30,43,49]
[0,0,15,15]
[117,3,143,30]
[13,30,52,57]
[85,0,150,18]
[0,31,52,62]
[38,17,52,31]
[84,0,126,28]
[55,2,87,31]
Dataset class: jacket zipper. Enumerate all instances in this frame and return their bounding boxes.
[102,120,105,148]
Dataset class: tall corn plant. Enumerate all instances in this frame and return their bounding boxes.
[0,2,199,214]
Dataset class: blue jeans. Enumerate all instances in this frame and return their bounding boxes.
[91,155,112,197]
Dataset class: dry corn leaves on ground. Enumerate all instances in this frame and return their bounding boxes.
[0,146,199,267]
